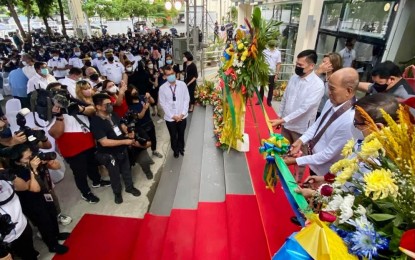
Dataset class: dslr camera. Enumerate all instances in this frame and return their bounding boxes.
[120,111,147,146]
[15,108,48,145]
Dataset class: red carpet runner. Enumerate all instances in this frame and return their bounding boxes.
[244,98,302,255]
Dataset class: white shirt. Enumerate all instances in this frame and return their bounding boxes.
[47,57,69,78]
[338,48,356,67]
[159,80,190,122]
[0,180,27,243]
[27,73,57,94]
[280,72,325,134]
[68,56,84,69]
[92,57,106,73]
[59,77,77,98]
[296,99,355,175]
[22,65,36,79]
[263,48,281,75]
[101,62,125,84]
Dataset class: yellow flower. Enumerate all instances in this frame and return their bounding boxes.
[341,138,355,157]
[330,158,357,174]
[359,138,383,159]
[335,161,359,184]
[241,55,247,61]
[238,43,245,50]
[363,169,399,200]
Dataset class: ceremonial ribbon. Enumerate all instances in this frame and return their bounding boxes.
[220,70,236,130]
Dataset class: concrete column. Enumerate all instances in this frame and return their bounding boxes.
[68,0,88,37]
[293,0,323,58]
[238,4,253,27]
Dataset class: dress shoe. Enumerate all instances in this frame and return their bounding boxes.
[114,193,123,204]
[126,187,141,197]
[174,152,179,158]
[179,150,184,156]
[49,244,69,254]
[57,232,70,240]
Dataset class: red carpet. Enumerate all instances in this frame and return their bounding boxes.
[160,209,197,259]
[131,213,169,260]
[193,202,229,260]
[244,98,302,255]
[226,194,269,260]
[53,214,141,260]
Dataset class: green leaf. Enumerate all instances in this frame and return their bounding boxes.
[375,201,395,209]
[368,213,396,222]
[393,214,403,227]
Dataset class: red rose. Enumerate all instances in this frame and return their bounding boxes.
[320,184,334,197]
[319,211,337,223]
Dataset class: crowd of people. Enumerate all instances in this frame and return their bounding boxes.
[0,28,199,259]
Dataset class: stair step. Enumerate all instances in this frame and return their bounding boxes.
[223,150,254,195]
[198,105,226,202]
[149,113,193,216]
[130,214,169,260]
[226,195,270,260]
[172,106,206,209]
[193,202,229,260]
[160,209,197,259]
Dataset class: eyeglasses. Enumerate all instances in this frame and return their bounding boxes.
[353,119,366,128]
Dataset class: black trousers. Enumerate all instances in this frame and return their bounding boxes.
[166,118,187,153]
[259,75,276,104]
[65,148,101,196]
[146,126,157,151]
[188,83,196,105]
[95,151,134,195]
[21,196,60,250]
[10,223,39,260]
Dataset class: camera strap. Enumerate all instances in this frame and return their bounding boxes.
[0,182,15,206]
[73,114,90,132]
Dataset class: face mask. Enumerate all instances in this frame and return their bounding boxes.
[105,103,113,113]
[75,52,81,56]
[22,61,28,66]
[166,59,172,65]
[0,127,12,138]
[40,68,49,76]
[295,66,305,77]
[351,124,364,141]
[126,67,133,72]
[85,61,92,67]
[108,85,118,94]
[108,56,114,62]
[60,50,65,54]
[11,60,17,64]
[97,53,102,58]
[90,73,99,81]
[167,74,176,83]
[372,83,388,92]
[39,52,44,55]
[82,89,92,97]
[183,57,187,62]
[148,64,153,69]
[53,56,59,60]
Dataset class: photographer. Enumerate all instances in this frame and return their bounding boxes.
[9,144,69,255]
[103,79,129,118]
[0,158,39,260]
[90,93,141,204]
[48,91,110,204]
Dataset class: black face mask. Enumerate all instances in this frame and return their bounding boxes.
[372,83,388,93]
[107,56,114,62]
[295,66,305,77]
[85,61,92,67]
[90,73,99,81]
[0,127,12,138]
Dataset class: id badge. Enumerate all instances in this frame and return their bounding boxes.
[113,126,122,136]
[44,193,54,202]
[171,101,177,110]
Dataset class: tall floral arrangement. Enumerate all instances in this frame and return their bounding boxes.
[218,7,280,148]
[312,106,415,259]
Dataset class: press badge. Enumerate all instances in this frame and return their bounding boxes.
[113,126,122,136]
[44,194,54,202]
[171,101,176,110]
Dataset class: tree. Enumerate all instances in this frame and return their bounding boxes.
[34,0,54,36]
[83,0,115,24]
[0,0,27,39]
[115,0,150,27]
[57,0,67,36]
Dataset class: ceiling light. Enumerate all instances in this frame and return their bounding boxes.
[174,1,182,10]
[165,1,172,10]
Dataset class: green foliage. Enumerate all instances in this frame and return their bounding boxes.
[83,0,115,19]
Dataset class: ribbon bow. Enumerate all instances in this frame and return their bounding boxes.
[259,133,290,191]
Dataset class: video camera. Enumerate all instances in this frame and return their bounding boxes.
[120,110,147,146]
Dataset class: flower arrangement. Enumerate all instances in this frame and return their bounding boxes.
[273,80,287,101]
[217,7,280,149]
[195,80,216,106]
[312,105,415,259]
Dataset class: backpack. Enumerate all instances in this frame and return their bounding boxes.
[30,85,54,127]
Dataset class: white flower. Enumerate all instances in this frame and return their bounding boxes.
[325,194,344,211]
[339,194,355,223]
[355,205,367,216]
[346,215,373,230]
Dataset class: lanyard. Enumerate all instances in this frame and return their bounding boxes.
[170,85,176,101]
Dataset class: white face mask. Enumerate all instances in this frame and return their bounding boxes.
[53,56,59,60]
[148,64,153,69]
[350,124,364,141]
[75,52,81,56]
[22,61,28,66]
[97,53,102,58]
[126,67,133,72]
[108,86,118,94]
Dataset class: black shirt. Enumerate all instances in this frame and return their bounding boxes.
[184,62,198,86]
[129,97,154,131]
[90,113,128,154]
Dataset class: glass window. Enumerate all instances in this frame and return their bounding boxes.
[290,4,302,24]
[316,33,336,61]
[281,26,298,64]
[340,1,395,39]
[280,4,292,24]
[320,2,343,31]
